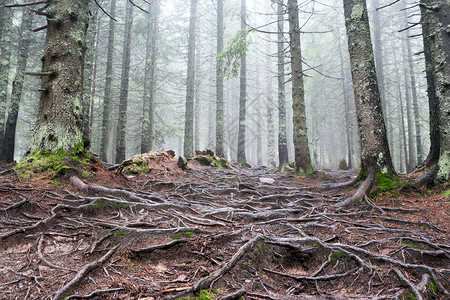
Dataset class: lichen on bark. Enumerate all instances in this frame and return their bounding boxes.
[26,0,89,155]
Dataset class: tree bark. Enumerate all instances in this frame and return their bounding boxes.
[141,0,160,154]
[100,0,117,162]
[420,0,450,184]
[237,0,247,163]
[343,0,393,177]
[82,4,99,145]
[277,0,289,166]
[288,0,314,173]
[26,0,90,154]
[194,47,201,151]
[115,1,134,163]
[0,8,13,160]
[401,38,417,173]
[3,9,33,162]
[215,0,225,157]
[337,27,353,169]
[183,0,198,158]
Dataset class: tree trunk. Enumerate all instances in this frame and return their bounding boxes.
[255,63,262,166]
[0,8,13,159]
[402,10,423,164]
[100,0,117,162]
[115,1,134,163]
[215,0,225,157]
[337,27,353,169]
[396,66,409,173]
[237,0,247,163]
[420,0,450,184]
[194,47,201,151]
[288,0,314,173]
[82,5,99,145]
[266,41,276,168]
[27,0,90,155]
[401,38,417,173]
[277,0,289,166]
[183,0,198,158]
[141,0,160,154]
[371,0,387,117]
[343,0,393,177]
[4,9,33,162]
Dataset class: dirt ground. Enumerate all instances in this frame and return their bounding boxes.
[0,152,448,300]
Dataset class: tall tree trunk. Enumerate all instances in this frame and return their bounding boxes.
[255,63,262,166]
[27,0,90,154]
[396,66,409,173]
[0,8,13,160]
[266,41,276,167]
[237,0,247,163]
[420,0,450,184]
[277,0,289,166]
[215,0,225,157]
[115,1,134,163]
[4,9,33,162]
[337,27,353,169]
[371,0,386,116]
[419,0,440,165]
[0,0,6,41]
[82,5,99,145]
[288,0,314,173]
[207,44,216,149]
[194,47,201,151]
[343,0,393,177]
[401,38,417,172]
[402,11,423,164]
[183,0,198,158]
[141,0,160,154]
[100,0,117,162]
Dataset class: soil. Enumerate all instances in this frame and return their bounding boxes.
[0,152,448,300]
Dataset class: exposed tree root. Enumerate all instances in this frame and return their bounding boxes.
[171,235,263,299]
[65,287,124,299]
[335,167,375,208]
[415,164,439,188]
[52,246,118,300]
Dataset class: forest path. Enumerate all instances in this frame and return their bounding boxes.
[0,162,448,299]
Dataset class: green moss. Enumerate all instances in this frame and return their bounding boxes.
[428,278,440,294]
[92,199,131,210]
[124,158,150,175]
[238,159,246,166]
[330,252,348,265]
[403,291,416,300]
[401,240,430,250]
[179,289,216,300]
[442,190,450,197]
[114,229,128,239]
[171,233,182,240]
[373,173,412,197]
[15,141,92,179]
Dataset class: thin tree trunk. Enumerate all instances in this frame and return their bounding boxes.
[371,0,386,116]
[266,41,276,168]
[0,8,13,159]
[342,0,393,178]
[100,0,117,162]
[115,1,134,163]
[183,0,198,158]
[337,27,353,169]
[277,0,288,166]
[215,0,225,157]
[27,0,90,154]
[402,38,417,172]
[141,0,160,154]
[288,0,314,173]
[83,5,99,145]
[255,64,262,166]
[396,66,409,173]
[237,0,247,163]
[207,44,216,149]
[4,9,33,162]
[194,47,201,151]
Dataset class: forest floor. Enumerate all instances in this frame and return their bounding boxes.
[0,151,449,300]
